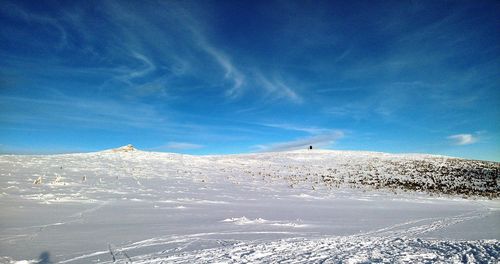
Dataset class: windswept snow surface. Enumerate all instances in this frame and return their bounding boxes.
[0,148,499,263]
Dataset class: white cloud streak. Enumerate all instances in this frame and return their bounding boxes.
[0,95,164,129]
[169,6,246,99]
[198,42,245,98]
[162,142,204,150]
[254,130,344,152]
[127,52,156,79]
[447,134,478,145]
[3,1,307,104]
[0,2,68,48]
[262,123,330,135]
[256,73,302,103]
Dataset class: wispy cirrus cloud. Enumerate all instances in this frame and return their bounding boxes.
[256,73,302,103]
[254,122,345,152]
[254,130,344,152]
[159,142,204,150]
[0,95,164,129]
[125,52,156,80]
[108,0,248,100]
[447,134,478,146]
[1,0,306,105]
[194,36,245,99]
[262,123,330,135]
[0,1,68,49]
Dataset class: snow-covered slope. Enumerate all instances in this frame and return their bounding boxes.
[0,147,499,263]
[198,149,499,198]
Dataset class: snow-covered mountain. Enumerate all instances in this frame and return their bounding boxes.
[8,145,496,198]
[0,146,499,263]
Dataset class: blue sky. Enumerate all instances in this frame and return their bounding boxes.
[0,0,499,161]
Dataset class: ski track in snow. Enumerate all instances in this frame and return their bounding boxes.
[58,206,499,263]
[0,147,499,263]
[121,237,500,264]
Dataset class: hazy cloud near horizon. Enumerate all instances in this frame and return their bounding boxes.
[448,134,478,146]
